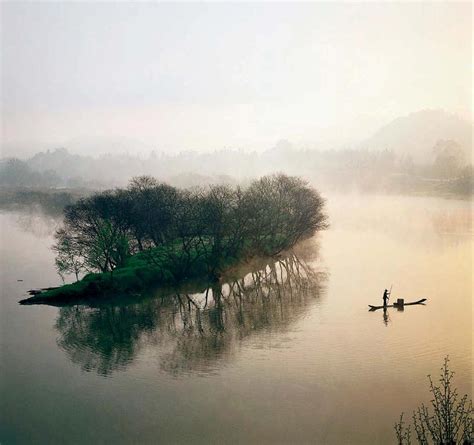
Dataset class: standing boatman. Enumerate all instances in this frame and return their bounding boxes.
[382,288,391,307]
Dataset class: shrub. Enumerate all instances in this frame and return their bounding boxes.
[395,357,473,445]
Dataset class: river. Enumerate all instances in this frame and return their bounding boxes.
[0,194,472,444]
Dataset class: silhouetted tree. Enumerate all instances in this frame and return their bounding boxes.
[53,174,328,281]
[126,176,180,248]
[394,357,473,445]
[57,192,133,273]
[195,184,248,277]
[243,174,328,255]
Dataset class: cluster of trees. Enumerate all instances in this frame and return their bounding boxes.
[53,174,327,283]
[0,158,63,188]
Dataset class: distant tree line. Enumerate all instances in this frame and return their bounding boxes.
[53,174,327,282]
[2,140,472,196]
[0,187,87,216]
[0,158,63,187]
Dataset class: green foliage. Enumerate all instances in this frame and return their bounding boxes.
[33,242,241,303]
[39,173,327,303]
[53,228,84,281]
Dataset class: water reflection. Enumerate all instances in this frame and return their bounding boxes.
[382,307,390,327]
[430,208,472,236]
[15,211,60,238]
[55,253,326,376]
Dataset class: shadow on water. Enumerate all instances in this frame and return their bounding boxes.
[382,307,390,327]
[54,252,327,376]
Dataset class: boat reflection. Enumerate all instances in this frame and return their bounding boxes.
[55,252,327,376]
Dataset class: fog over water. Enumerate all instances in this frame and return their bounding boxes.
[1,194,471,443]
[1,2,472,444]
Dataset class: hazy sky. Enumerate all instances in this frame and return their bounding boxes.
[1,2,472,157]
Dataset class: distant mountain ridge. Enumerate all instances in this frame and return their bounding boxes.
[361,109,472,162]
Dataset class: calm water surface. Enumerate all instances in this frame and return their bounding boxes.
[1,194,472,444]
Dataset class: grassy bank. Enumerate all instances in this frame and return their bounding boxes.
[20,243,240,305]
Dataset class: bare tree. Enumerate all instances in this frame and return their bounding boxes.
[243,174,328,255]
[395,357,473,445]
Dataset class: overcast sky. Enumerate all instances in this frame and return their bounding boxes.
[1,2,472,157]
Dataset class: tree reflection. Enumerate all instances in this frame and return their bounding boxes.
[56,301,163,375]
[55,252,326,376]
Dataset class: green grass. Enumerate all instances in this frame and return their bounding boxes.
[20,242,242,305]
[20,232,292,305]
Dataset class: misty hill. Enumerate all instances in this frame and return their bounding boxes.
[362,110,472,162]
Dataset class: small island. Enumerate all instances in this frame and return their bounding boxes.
[20,174,328,305]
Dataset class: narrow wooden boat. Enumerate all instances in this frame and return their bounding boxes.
[368,298,427,311]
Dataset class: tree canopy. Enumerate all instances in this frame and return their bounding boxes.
[53,174,327,284]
